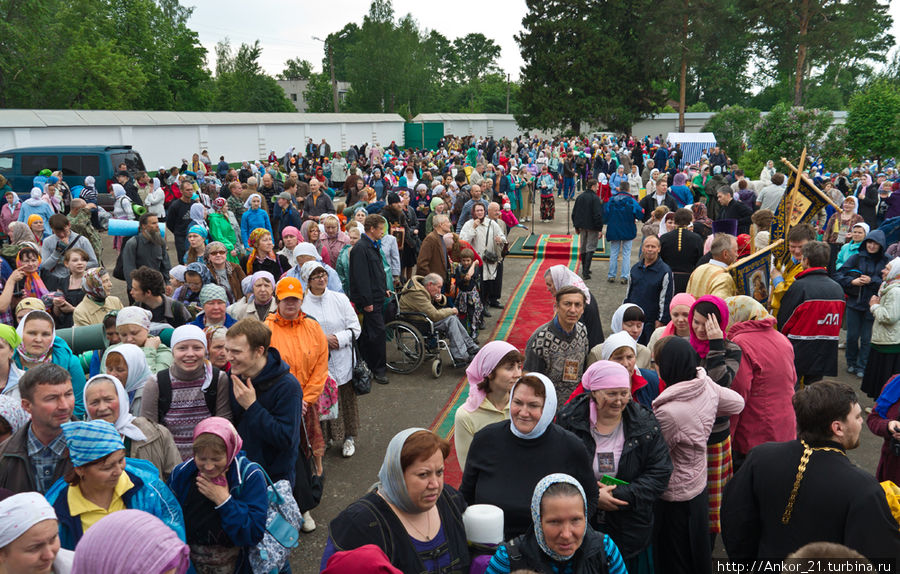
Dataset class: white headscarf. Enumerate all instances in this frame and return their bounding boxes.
[509,373,557,440]
[0,492,58,548]
[84,374,147,441]
[610,303,642,334]
[105,343,152,397]
[243,193,263,210]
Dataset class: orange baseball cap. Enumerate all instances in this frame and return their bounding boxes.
[275,277,304,300]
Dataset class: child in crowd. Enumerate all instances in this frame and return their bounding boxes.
[453,248,484,338]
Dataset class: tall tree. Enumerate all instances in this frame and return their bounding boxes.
[212,40,294,113]
[324,23,361,82]
[517,0,668,134]
[745,0,894,107]
[303,73,335,113]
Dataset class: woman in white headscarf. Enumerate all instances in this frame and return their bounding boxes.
[83,374,181,480]
[459,373,599,539]
[145,177,166,218]
[863,257,900,400]
[100,342,154,416]
[299,261,361,458]
[0,492,73,573]
[608,303,651,369]
[543,264,604,348]
[322,428,469,573]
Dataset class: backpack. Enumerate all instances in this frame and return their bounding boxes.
[112,237,130,280]
[155,367,221,424]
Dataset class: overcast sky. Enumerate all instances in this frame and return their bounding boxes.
[188,0,900,81]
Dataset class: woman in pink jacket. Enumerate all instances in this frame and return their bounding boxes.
[651,335,744,574]
[725,296,797,470]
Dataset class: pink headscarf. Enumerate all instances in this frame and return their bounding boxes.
[462,341,519,412]
[193,417,243,481]
[71,509,190,574]
[662,293,696,337]
[689,295,730,359]
[581,360,630,427]
[546,264,590,304]
[703,234,714,254]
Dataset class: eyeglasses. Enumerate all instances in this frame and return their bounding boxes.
[209,251,226,255]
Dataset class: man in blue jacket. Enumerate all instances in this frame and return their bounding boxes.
[625,235,674,344]
[225,317,303,487]
[604,182,645,284]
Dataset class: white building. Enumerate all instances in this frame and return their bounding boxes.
[0,109,405,168]
[276,80,352,113]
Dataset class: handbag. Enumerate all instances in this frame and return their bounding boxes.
[317,373,339,421]
[482,222,500,264]
[249,469,302,574]
[293,418,324,512]
[350,340,372,396]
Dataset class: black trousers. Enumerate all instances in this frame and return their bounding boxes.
[654,489,711,574]
[360,306,387,376]
[482,261,503,304]
[173,233,188,266]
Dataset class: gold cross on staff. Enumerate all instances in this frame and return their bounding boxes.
[779,147,842,212]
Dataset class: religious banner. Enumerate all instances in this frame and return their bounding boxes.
[770,173,828,263]
[729,239,784,304]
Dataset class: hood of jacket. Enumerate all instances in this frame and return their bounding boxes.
[651,367,711,408]
[249,347,292,393]
[858,229,886,256]
[727,316,778,338]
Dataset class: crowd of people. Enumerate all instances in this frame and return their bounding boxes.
[0,133,897,573]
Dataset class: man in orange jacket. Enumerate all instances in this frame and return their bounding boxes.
[265,276,329,532]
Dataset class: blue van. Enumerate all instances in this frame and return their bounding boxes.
[0,145,146,209]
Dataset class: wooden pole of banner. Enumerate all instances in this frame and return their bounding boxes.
[780,152,842,211]
[727,238,785,272]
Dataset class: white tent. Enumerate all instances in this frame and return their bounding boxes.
[667,132,717,168]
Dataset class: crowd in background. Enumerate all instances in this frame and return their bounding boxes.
[0,133,897,573]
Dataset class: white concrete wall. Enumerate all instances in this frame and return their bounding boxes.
[0,114,405,169]
[440,119,525,140]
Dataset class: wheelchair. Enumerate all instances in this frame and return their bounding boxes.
[384,294,452,379]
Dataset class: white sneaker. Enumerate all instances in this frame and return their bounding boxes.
[342,437,356,458]
[301,511,316,533]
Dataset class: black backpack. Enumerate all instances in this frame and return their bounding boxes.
[155,367,221,424]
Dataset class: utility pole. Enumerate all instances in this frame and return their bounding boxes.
[506,73,510,114]
[329,44,339,113]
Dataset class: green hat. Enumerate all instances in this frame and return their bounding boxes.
[0,325,20,350]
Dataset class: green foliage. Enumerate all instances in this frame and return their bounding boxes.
[212,40,295,113]
[703,106,762,160]
[744,0,893,107]
[817,125,851,172]
[687,102,710,112]
[749,103,833,164]
[516,0,668,134]
[0,0,210,110]
[304,73,335,113]
[279,58,313,80]
[661,105,677,113]
[845,79,900,160]
[736,148,765,179]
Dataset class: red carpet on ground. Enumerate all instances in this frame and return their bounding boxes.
[429,234,580,487]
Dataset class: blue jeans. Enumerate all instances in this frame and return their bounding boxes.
[845,307,873,371]
[608,239,633,279]
[563,177,575,199]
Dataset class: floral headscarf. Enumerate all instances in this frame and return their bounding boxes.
[725,295,772,325]
[83,267,108,302]
[545,265,590,304]
[692,202,713,227]
[530,474,587,562]
[245,228,273,274]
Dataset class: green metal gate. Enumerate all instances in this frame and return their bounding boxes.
[404,122,443,150]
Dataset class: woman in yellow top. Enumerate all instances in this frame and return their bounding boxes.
[453,340,523,470]
[43,419,186,550]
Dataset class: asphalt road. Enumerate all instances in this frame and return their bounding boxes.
[100,203,882,571]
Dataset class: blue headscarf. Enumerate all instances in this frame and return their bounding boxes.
[377,427,427,514]
[61,420,125,467]
[531,473,587,562]
[875,374,900,419]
